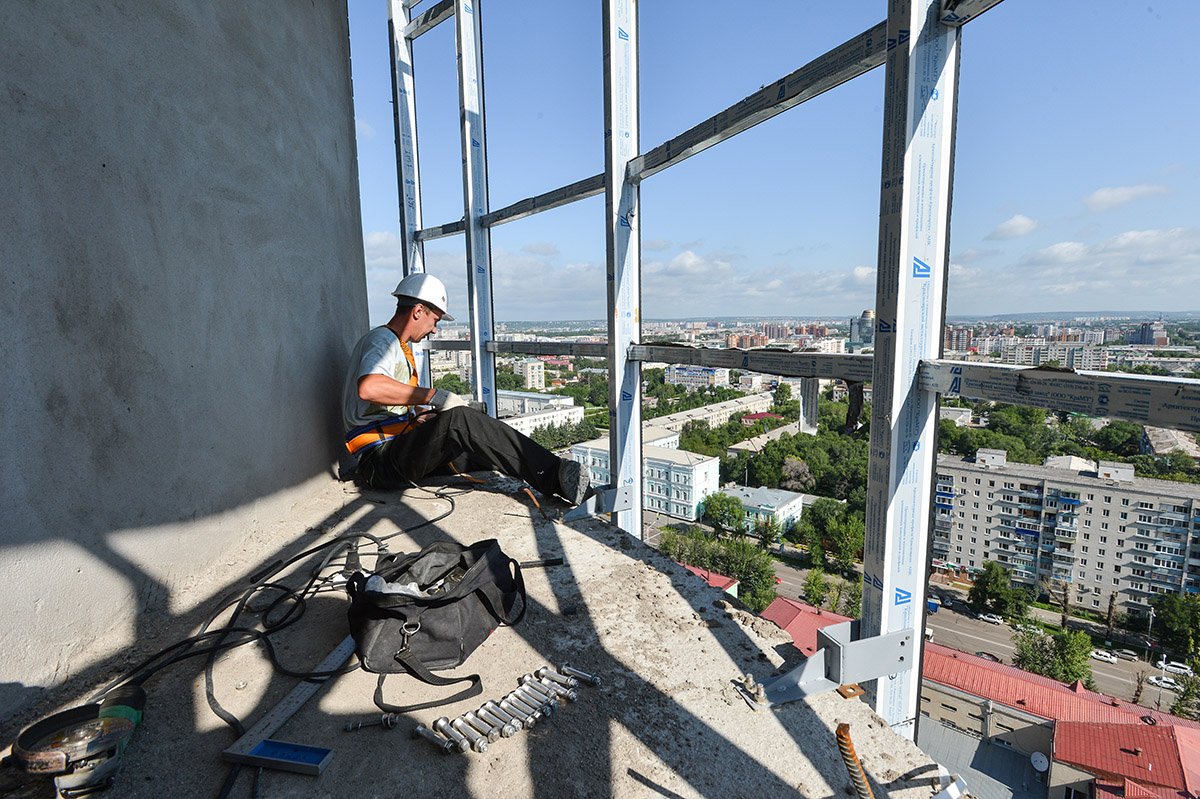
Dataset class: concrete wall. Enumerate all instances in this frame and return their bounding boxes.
[0,1,367,718]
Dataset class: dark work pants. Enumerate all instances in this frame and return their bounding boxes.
[355,407,564,497]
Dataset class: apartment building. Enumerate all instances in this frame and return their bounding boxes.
[501,404,584,437]
[517,358,545,390]
[569,435,719,521]
[653,393,774,432]
[496,389,575,417]
[663,364,731,390]
[999,343,1109,370]
[714,484,811,533]
[934,450,1200,613]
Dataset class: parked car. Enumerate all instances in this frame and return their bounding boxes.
[975,651,1002,662]
[1148,675,1182,691]
[977,613,1004,625]
[1156,659,1194,676]
[1115,649,1140,661]
[1091,650,1118,664]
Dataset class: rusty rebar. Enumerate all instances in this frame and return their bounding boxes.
[836,723,875,799]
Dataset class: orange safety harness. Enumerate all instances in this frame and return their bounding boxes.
[344,340,421,456]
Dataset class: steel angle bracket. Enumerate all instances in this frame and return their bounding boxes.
[758,621,913,706]
[562,485,633,522]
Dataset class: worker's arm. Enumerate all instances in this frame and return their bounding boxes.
[358,374,435,407]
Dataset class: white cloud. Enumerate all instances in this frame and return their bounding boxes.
[355,118,376,140]
[1023,241,1089,265]
[521,242,559,256]
[1083,184,1168,211]
[985,214,1039,241]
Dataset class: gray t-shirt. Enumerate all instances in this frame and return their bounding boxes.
[341,326,418,433]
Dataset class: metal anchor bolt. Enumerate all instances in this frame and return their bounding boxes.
[519,675,559,705]
[483,700,524,731]
[343,713,398,732]
[499,697,537,727]
[513,684,555,716]
[463,710,500,743]
[559,663,602,687]
[506,691,544,721]
[413,723,456,754]
[451,717,488,753]
[476,706,517,738]
[433,716,471,753]
[533,675,579,702]
[535,666,578,688]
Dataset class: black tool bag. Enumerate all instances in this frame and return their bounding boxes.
[346,539,525,712]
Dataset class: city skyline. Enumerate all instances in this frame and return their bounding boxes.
[347,2,1200,325]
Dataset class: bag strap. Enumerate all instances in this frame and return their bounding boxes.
[475,556,527,626]
[372,651,482,713]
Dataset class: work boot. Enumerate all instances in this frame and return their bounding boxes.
[558,459,590,506]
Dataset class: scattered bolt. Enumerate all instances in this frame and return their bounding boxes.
[535,675,579,702]
[535,666,578,688]
[519,675,559,703]
[514,684,555,716]
[451,717,488,753]
[483,700,524,731]
[506,692,544,721]
[499,697,536,727]
[343,713,398,732]
[742,672,756,690]
[433,716,471,753]
[413,724,456,754]
[463,711,500,743]
[753,683,767,704]
[559,663,601,687]
[476,706,517,738]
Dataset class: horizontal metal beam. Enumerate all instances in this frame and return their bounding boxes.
[628,21,887,183]
[414,219,465,241]
[403,0,453,39]
[939,0,1007,26]
[632,345,874,382]
[921,360,1200,434]
[489,341,610,358]
[481,173,605,229]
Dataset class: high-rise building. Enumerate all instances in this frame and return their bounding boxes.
[517,358,545,390]
[934,449,1200,614]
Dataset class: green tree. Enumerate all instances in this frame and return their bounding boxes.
[968,561,1013,615]
[1149,594,1200,662]
[495,364,523,390]
[842,578,863,617]
[1012,629,1095,688]
[434,373,471,394]
[702,492,746,535]
[803,570,829,607]
[830,514,865,575]
[754,515,782,552]
[661,526,778,612]
[1170,675,1200,720]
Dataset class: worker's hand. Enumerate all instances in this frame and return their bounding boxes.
[429,388,469,411]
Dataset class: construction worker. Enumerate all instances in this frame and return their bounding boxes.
[340,273,590,505]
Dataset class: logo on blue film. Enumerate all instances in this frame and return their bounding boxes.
[471,138,481,148]
[619,215,631,228]
[776,83,785,101]
[912,256,931,278]
[894,587,912,606]
[950,377,962,394]
[482,386,491,394]
[865,571,884,591]
[464,3,473,13]
[877,319,894,334]
[620,390,633,402]
[899,30,910,45]
[476,265,485,274]
[742,356,750,368]
[618,27,629,41]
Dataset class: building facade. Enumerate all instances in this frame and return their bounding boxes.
[496,389,576,417]
[934,450,1200,613]
[653,393,774,432]
[715,485,810,532]
[664,364,731,390]
[517,359,546,390]
[569,437,719,520]
[501,405,585,437]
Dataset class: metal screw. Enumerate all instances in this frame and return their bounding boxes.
[451,717,488,753]
[506,692,544,721]
[463,710,500,743]
[413,723,456,754]
[482,700,523,731]
[534,675,579,702]
[343,713,397,732]
[519,675,559,704]
[560,663,602,687]
[499,697,536,727]
[514,684,555,716]
[742,672,757,691]
[476,706,517,738]
[433,716,471,753]
[535,666,578,688]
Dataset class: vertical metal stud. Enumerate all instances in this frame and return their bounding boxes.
[602,0,644,539]
[861,0,960,740]
[454,0,498,415]
[387,0,431,383]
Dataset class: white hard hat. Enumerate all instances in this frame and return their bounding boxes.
[391,273,454,321]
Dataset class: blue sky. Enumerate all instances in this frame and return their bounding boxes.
[348,1,1200,325]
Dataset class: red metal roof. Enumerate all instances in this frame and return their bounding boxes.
[922,643,1200,730]
[760,597,849,657]
[681,563,739,592]
[1054,721,1189,792]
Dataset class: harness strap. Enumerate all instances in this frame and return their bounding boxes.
[344,339,422,455]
